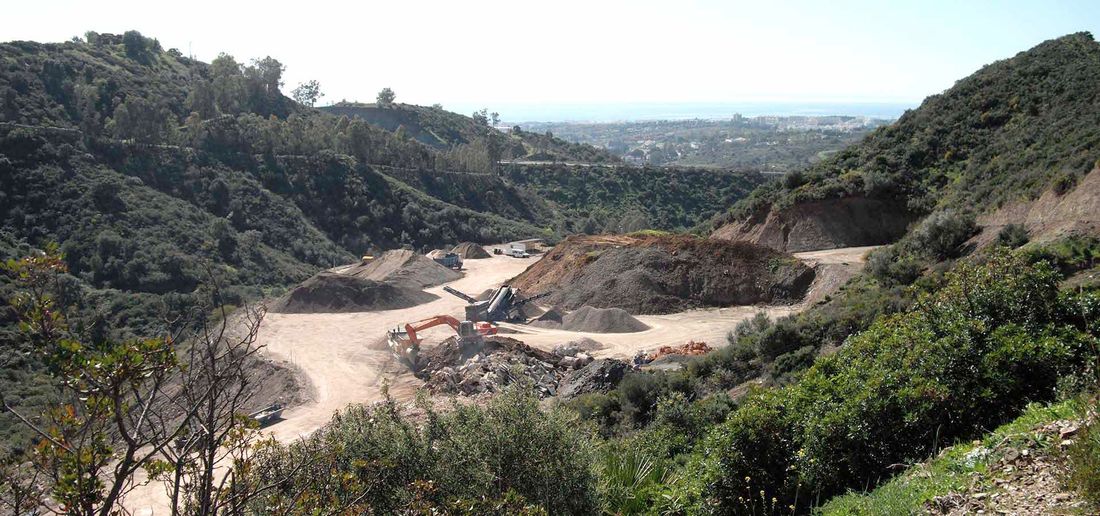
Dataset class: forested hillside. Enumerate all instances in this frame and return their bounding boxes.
[323,101,621,164]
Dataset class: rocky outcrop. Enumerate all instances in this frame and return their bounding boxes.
[712,197,919,253]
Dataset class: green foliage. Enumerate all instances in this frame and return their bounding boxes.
[239,388,598,514]
[504,163,766,232]
[290,79,323,107]
[1067,415,1100,507]
[995,223,1030,248]
[819,399,1086,515]
[686,250,1096,512]
[906,209,978,259]
[376,87,396,105]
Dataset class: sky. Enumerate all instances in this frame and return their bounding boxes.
[4,0,1100,120]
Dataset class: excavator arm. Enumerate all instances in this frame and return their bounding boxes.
[386,315,496,371]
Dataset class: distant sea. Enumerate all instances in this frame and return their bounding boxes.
[468,101,918,124]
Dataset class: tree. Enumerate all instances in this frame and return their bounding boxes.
[122,30,156,64]
[376,87,396,106]
[291,80,323,107]
[110,97,171,144]
[247,56,285,95]
[0,249,291,514]
[472,108,489,126]
[490,111,500,126]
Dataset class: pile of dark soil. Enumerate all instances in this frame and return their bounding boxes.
[561,306,649,333]
[269,272,436,314]
[508,234,815,314]
[452,242,491,259]
[339,249,461,289]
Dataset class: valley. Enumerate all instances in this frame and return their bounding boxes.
[1,19,1099,516]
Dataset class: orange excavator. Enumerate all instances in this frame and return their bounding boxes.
[386,315,496,371]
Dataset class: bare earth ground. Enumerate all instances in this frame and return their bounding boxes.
[262,245,873,442]
[125,245,872,513]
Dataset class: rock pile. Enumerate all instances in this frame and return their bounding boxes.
[416,336,610,398]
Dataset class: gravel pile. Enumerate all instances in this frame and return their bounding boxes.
[452,242,491,259]
[509,234,816,314]
[557,359,630,399]
[340,249,461,289]
[269,272,436,313]
[561,306,649,333]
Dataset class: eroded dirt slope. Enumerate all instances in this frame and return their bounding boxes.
[712,196,918,252]
[508,234,815,314]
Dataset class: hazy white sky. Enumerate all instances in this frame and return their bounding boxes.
[5,0,1099,111]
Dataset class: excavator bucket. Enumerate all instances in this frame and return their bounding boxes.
[386,328,420,371]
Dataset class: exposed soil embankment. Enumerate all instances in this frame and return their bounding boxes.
[712,197,918,252]
[269,272,437,313]
[975,167,1100,246]
[509,234,815,314]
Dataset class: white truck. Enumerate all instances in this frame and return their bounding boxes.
[507,242,530,258]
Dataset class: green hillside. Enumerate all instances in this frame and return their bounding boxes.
[322,101,622,163]
[714,32,1100,234]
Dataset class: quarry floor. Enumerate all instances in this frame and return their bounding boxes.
[260,245,876,442]
[124,245,873,513]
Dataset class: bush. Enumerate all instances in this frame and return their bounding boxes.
[866,245,923,286]
[1067,417,1100,506]
[240,388,599,514]
[996,223,1030,248]
[687,250,1094,512]
[908,209,978,259]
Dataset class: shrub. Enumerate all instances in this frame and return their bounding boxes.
[996,223,1030,248]
[1067,417,1100,506]
[688,250,1094,512]
[866,245,923,286]
[240,388,599,514]
[908,209,978,259]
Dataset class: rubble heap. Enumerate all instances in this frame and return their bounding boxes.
[415,336,604,398]
[642,341,713,363]
[415,334,598,398]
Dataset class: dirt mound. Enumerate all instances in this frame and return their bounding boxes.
[508,234,815,314]
[561,306,649,333]
[551,337,606,361]
[269,272,436,313]
[452,242,491,259]
[339,249,461,289]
